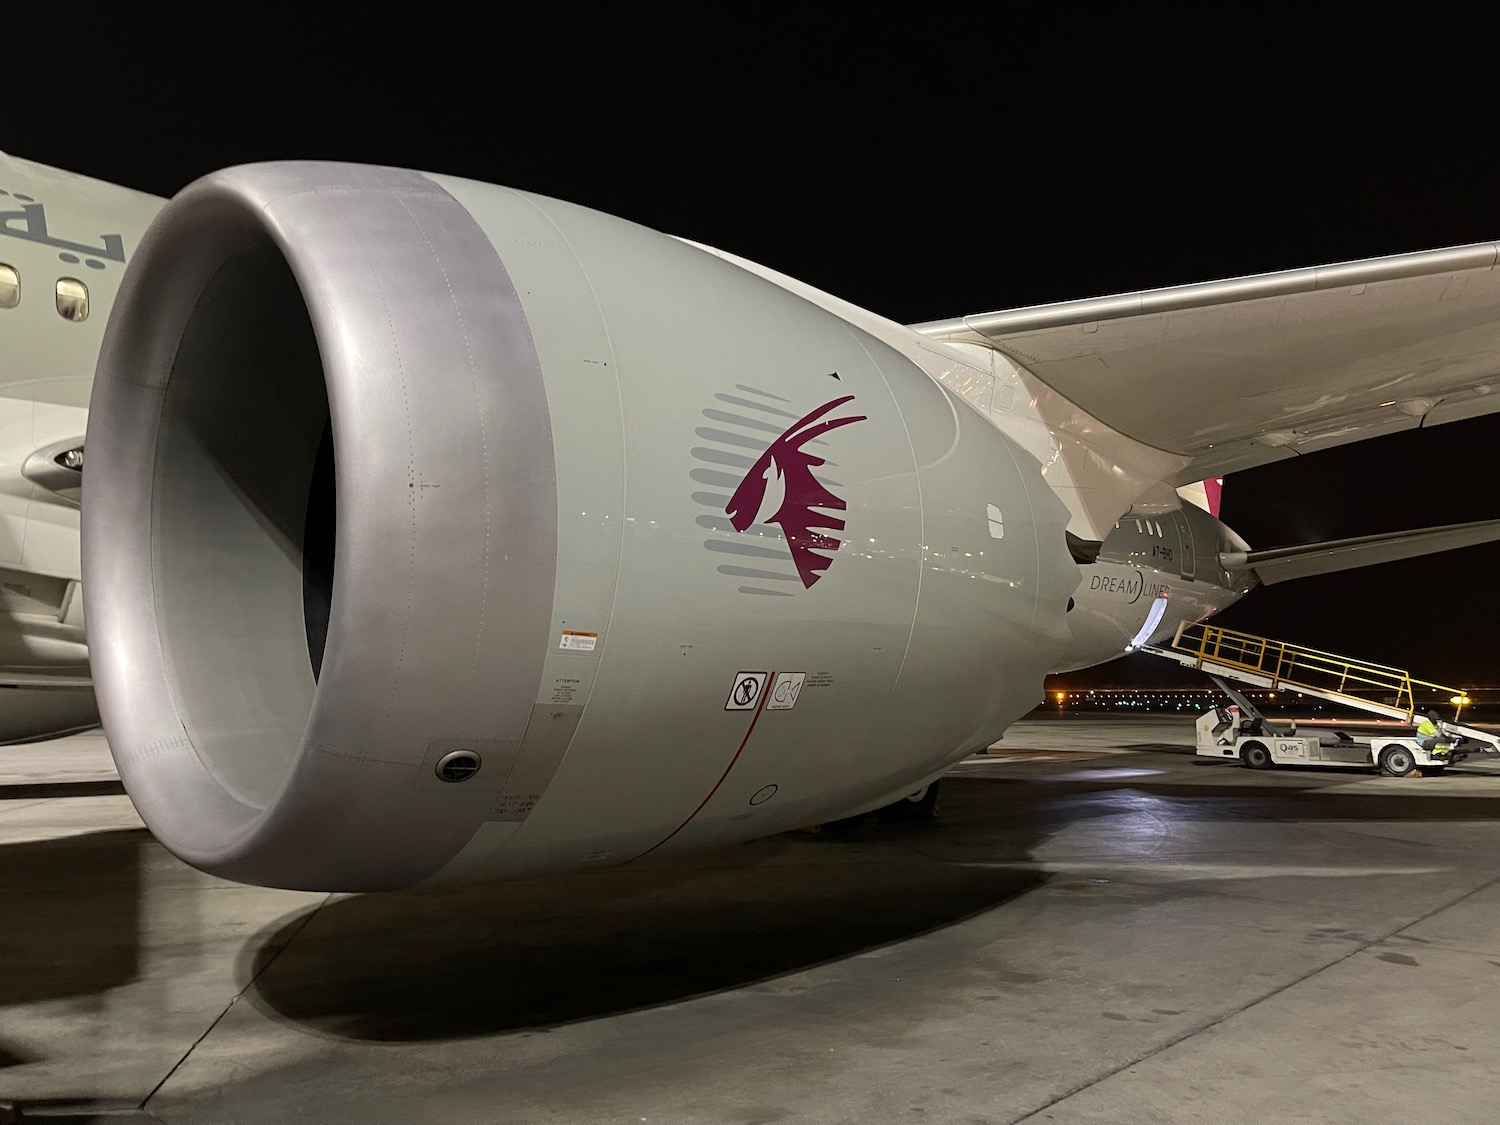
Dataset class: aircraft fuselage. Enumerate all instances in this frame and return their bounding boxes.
[1054,502,1254,673]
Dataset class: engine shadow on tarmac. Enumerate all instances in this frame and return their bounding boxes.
[13,767,1500,1059]
[0,828,146,1097]
[238,765,1500,1044]
[0,829,144,1007]
[242,819,1046,1043]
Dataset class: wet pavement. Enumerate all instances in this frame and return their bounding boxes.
[7,718,1500,1123]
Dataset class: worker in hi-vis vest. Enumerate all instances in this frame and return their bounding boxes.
[1416,710,1450,758]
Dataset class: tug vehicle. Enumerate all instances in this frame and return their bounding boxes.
[1144,623,1500,776]
[1193,696,1489,777]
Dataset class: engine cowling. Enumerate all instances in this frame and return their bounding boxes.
[83,163,1077,891]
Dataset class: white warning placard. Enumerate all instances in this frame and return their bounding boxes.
[766,671,806,710]
[724,671,768,711]
[559,630,598,651]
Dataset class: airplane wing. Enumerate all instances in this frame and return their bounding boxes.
[912,242,1500,484]
[1220,518,1500,586]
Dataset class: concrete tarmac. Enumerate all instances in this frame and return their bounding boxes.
[7,718,1500,1123]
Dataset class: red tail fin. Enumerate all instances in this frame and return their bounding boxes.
[1202,477,1223,518]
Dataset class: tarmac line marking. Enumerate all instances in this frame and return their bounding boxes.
[139,894,332,1113]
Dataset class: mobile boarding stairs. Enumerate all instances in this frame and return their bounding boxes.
[1141,623,1500,776]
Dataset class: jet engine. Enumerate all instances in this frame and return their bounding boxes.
[83,163,1077,891]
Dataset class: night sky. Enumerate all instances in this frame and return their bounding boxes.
[8,15,1498,686]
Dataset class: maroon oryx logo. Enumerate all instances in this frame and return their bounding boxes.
[725,395,867,587]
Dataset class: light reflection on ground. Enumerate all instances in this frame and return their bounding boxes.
[1045,767,1167,782]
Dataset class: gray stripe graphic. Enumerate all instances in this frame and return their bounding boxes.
[715,393,798,419]
[716,565,800,582]
[694,427,770,452]
[690,447,756,470]
[704,539,788,560]
[702,409,786,435]
[690,468,743,489]
[702,409,827,446]
[736,384,791,402]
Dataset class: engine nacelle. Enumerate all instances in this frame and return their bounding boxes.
[84,163,1076,891]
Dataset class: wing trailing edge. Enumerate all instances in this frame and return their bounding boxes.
[912,240,1500,483]
[1221,518,1500,586]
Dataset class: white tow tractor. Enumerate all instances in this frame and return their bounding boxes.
[1194,677,1496,777]
[1143,623,1500,777]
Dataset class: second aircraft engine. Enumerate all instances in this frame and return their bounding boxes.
[83,163,1077,891]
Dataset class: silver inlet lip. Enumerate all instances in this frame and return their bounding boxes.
[83,163,558,891]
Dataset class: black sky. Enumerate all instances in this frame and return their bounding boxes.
[10,13,1499,685]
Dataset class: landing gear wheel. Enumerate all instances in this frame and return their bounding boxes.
[1240,741,1273,770]
[873,781,940,822]
[1380,744,1417,778]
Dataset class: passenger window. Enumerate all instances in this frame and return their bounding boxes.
[0,264,17,309]
[55,278,88,322]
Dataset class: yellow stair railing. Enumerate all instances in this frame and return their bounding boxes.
[1170,621,1459,721]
